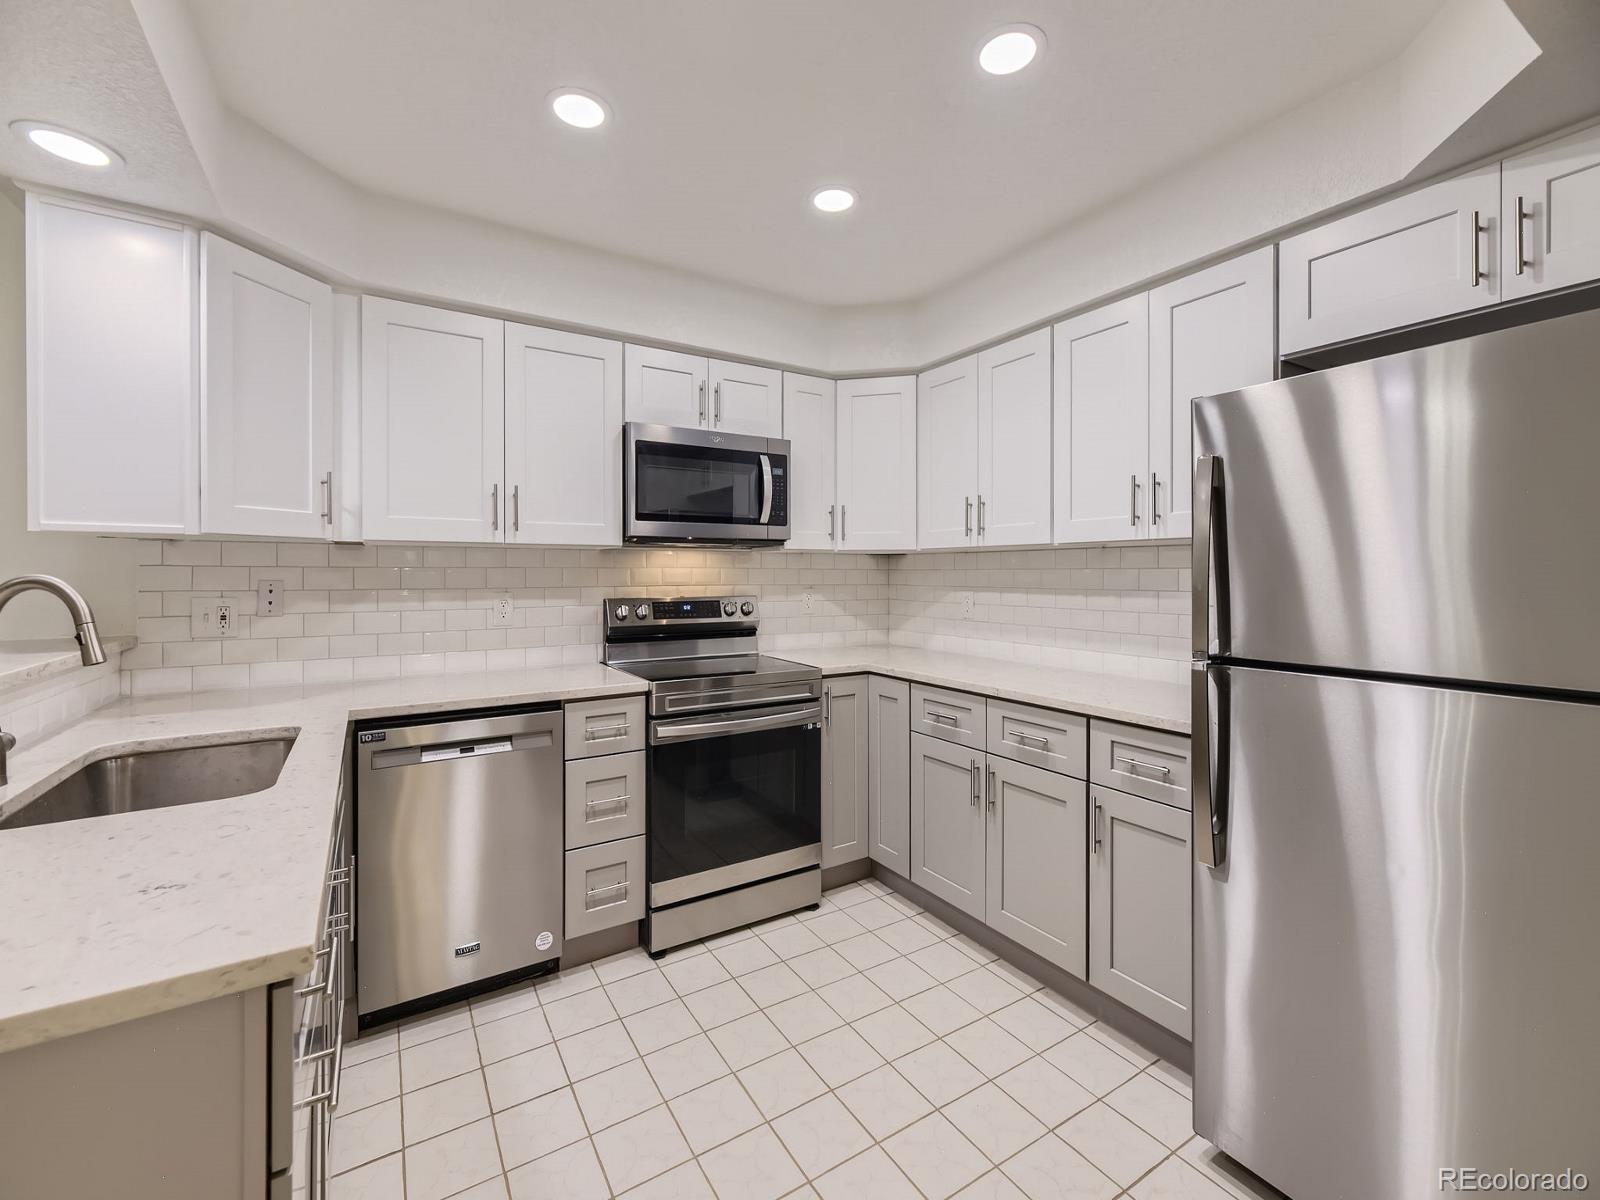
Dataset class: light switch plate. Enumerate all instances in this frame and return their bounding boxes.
[190,598,239,639]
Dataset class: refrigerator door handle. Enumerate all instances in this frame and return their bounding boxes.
[1193,664,1230,868]
[1193,453,1230,869]
[1192,454,1230,659]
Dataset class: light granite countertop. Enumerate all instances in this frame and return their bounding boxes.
[781,645,1191,734]
[0,663,644,1053]
[0,635,138,695]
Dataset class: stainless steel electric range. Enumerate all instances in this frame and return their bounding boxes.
[602,596,823,955]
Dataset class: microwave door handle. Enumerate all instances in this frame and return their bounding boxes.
[759,454,774,524]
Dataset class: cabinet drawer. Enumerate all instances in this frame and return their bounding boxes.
[1089,720,1190,809]
[565,695,645,759]
[910,684,986,750]
[565,836,645,938]
[987,700,1087,777]
[565,752,646,849]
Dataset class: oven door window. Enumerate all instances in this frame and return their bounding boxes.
[649,720,820,886]
[634,441,765,527]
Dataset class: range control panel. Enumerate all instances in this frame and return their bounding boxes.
[603,595,759,633]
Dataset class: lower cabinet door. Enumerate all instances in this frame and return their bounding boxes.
[821,676,869,868]
[1089,786,1192,1037]
[565,836,645,939]
[985,757,1088,979]
[910,733,986,919]
[868,676,911,874]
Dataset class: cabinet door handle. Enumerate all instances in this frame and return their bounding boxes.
[828,504,836,542]
[965,496,972,538]
[986,764,996,814]
[320,471,333,525]
[840,505,847,542]
[823,685,831,726]
[512,485,520,533]
[1131,475,1142,526]
[1471,209,1485,286]
[1515,195,1531,275]
[1151,473,1160,526]
[977,494,986,537]
[970,759,981,807]
[1093,799,1104,851]
[491,483,499,532]
[698,380,707,425]
[714,382,722,426]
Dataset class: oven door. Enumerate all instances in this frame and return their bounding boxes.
[647,700,822,906]
[626,423,789,543]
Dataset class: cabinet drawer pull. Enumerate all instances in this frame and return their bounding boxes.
[584,723,631,741]
[926,710,959,726]
[584,794,631,814]
[585,880,629,909]
[1115,755,1172,777]
[1007,730,1049,749]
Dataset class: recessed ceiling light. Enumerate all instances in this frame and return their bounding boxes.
[10,120,121,167]
[549,90,609,129]
[978,25,1044,75]
[811,188,856,214]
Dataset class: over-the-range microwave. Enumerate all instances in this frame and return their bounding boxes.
[624,422,790,546]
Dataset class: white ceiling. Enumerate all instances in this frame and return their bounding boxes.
[181,0,1443,306]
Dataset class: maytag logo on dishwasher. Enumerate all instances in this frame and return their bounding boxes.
[453,941,481,958]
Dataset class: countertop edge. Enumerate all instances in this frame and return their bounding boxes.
[0,635,137,696]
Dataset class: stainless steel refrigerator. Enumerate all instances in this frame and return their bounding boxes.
[1191,309,1600,1200]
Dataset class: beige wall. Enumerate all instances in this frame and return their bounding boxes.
[0,190,138,640]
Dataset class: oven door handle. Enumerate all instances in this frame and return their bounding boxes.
[759,454,774,525]
[650,702,822,745]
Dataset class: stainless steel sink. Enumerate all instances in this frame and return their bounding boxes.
[0,737,296,830]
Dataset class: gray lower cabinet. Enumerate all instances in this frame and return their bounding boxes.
[985,755,1088,979]
[909,732,986,919]
[1089,784,1192,1038]
[867,676,911,873]
[565,835,646,938]
[821,675,869,868]
[565,751,646,849]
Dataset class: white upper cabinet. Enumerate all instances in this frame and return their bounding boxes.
[26,193,197,535]
[624,344,708,428]
[709,358,782,436]
[977,327,1052,547]
[782,372,837,550]
[200,234,334,539]
[1502,123,1600,301]
[916,355,979,549]
[1148,248,1275,540]
[1279,162,1501,354]
[504,323,623,546]
[836,375,916,551]
[361,297,505,543]
[1053,295,1150,544]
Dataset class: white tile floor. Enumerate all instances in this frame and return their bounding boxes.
[329,879,1284,1200]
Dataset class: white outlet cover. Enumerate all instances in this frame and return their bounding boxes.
[960,591,975,618]
[489,594,515,628]
[802,592,814,613]
[190,597,239,639]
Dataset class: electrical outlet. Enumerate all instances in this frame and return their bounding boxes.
[190,598,240,639]
[802,592,815,614]
[960,591,975,619]
[257,579,282,617]
[489,594,515,628]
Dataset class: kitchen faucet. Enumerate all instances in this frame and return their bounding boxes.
[0,575,107,785]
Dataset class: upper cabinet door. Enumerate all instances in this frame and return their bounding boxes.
[916,355,979,549]
[1502,123,1600,301]
[1279,163,1501,354]
[783,372,837,550]
[361,297,504,543]
[1053,295,1150,544]
[504,323,623,546]
[709,358,782,436]
[1148,247,1275,540]
[624,344,708,428]
[26,194,197,535]
[200,234,334,539]
[977,328,1052,547]
[836,375,917,551]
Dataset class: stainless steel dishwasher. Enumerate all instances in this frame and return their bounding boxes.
[355,706,563,1023]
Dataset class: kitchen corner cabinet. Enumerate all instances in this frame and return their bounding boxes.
[977,327,1053,547]
[916,354,979,549]
[1089,784,1192,1038]
[1501,123,1600,301]
[1053,294,1150,544]
[25,192,198,535]
[1278,162,1501,354]
[200,233,334,539]
[986,755,1088,978]
[867,675,911,873]
[782,372,837,550]
[505,323,623,546]
[836,375,917,551]
[821,675,869,868]
[909,731,986,918]
[361,297,505,543]
[1147,247,1276,539]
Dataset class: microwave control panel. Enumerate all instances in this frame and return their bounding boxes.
[768,458,787,524]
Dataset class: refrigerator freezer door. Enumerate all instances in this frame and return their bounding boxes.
[1194,665,1600,1200]
[1193,307,1600,693]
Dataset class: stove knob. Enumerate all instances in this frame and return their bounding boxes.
[634,603,650,621]
[741,601,755,616]
[722,599,737,616]
[612,604,630,622]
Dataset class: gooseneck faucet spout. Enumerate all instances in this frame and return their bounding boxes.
[0,575,107,667]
